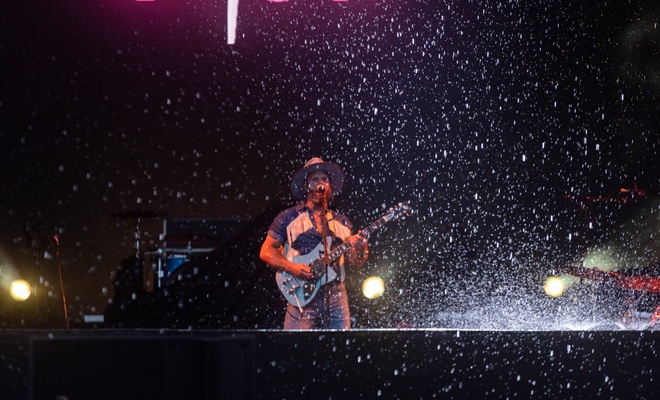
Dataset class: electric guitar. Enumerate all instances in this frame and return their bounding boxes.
[275,202,412,310]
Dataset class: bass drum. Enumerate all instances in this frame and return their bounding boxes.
[165,254,189,273]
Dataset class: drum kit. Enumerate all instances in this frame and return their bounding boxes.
[110,205,215,290]
[564,265,660,327]
[562,184,659,327]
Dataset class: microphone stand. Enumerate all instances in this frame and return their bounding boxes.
[52,236,70,329]
[319,195,331,330]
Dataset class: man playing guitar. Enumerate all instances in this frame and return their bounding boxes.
[260,157,368,330]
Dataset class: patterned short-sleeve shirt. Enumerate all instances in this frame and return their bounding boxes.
[267,202,354,279]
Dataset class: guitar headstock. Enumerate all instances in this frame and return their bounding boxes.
[384,201,413,222]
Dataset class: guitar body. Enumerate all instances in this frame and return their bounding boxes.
[275,241,338,309]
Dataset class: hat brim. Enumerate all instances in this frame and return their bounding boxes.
[291,161,345,200]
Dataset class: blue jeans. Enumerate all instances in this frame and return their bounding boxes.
[283,281,351,330]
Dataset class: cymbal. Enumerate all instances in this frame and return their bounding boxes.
[109,210,168,219]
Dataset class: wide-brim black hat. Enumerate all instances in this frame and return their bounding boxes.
[290,157,345,200]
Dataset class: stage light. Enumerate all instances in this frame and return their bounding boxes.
[543,276,565,297]
[10,279,32,301]
[362,276,385,299]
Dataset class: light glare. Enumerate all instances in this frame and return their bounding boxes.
[362,276,385,299]
[10,279,31,301]
[544,276,565,297]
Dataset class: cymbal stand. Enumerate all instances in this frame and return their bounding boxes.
[156,248,165,289]
[133,198,143,258]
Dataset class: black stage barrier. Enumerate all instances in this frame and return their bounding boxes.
[30,336,256,400]
[0,329,656,400]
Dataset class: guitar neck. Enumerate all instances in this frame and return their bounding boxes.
[318,215,389,266]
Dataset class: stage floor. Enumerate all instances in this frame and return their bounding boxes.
[2,328,658,400]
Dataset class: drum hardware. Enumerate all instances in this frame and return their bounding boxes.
[110,200,169,291]
[109,199,168,257]
[565,265,660,326]
[561,184,650,321]
[113,213,244,290]
[143,247,216,289]
[143,248,167,289]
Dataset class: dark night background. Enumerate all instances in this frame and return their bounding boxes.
[0,0,658,330]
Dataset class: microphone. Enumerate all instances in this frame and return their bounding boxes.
[316,184,326,194]
[50,235,60,247]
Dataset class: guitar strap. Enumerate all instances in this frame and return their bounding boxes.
[320,210,345,277]
[322,210,347,282]
[319,210,331,266]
